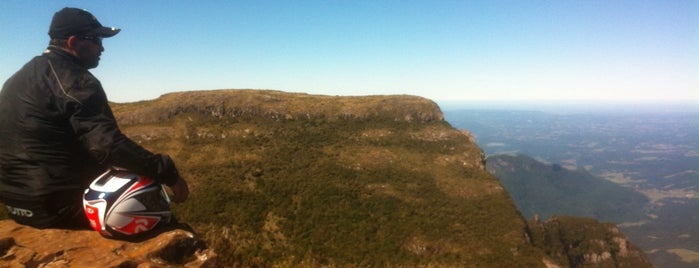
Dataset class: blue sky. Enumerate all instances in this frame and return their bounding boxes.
[1,1,697,103]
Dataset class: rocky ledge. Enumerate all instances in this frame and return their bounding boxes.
[0,220,218,267]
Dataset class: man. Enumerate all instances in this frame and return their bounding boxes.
[0,7,189,229]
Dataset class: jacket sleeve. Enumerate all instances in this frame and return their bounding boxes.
[66,78,180,186]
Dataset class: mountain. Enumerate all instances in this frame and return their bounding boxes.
[486,154,649,223]
[0,89,651,267]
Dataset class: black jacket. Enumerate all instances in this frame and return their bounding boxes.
[0,47,179,203]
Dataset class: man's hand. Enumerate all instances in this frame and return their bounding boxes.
[169,176,189,203]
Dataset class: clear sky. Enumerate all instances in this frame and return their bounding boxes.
[1,0,697,103]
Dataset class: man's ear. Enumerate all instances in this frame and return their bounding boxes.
[66,36,78,49]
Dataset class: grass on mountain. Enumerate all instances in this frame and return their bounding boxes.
[1,91,548,266]
[108,90,546,266]
[133,111,541,266]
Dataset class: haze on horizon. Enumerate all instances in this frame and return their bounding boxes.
[1,1,696,103]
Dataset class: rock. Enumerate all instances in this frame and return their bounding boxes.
[0,220,219,267]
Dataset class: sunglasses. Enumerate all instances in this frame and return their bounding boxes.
[79,35,103,46]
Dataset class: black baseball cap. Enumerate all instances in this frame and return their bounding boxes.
[48,7,120,39]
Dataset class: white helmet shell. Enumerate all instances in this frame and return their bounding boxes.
[83,169,171,237]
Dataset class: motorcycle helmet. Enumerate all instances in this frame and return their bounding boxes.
[83,169,172,237]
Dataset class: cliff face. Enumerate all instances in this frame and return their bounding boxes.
[112,90,444,125]
[0,89,651,267]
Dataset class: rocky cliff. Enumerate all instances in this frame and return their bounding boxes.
[112,89,444,125]
[0,89,652,267]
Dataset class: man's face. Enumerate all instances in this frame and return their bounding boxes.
[73,36,103,69]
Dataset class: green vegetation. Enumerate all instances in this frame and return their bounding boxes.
[112,91,544,266]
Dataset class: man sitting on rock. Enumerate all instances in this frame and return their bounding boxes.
[0,7,189,229]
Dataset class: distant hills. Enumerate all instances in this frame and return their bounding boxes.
[486,153,649,223]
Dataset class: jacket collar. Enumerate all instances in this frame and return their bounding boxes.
[44,46,84,67]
